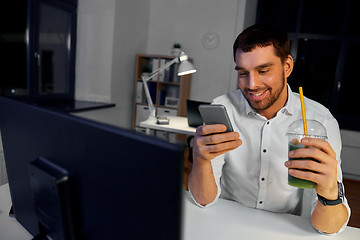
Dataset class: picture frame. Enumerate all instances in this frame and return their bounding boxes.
[165,97,179,108]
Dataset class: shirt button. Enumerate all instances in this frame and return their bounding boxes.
[266,121,270,125]
[263,149,267,153]
[259,201,263,204]
[261,178,265,181]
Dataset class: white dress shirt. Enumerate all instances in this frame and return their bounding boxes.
[189,85,350,233]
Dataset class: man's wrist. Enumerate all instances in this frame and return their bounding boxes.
[317,182,339,200]
[317,182,344,206]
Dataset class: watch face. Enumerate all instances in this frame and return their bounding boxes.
[338,181,344,199]
[201,31,220,50]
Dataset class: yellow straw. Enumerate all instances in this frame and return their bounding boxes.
[299,87,308,137]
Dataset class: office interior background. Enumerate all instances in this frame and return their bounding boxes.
[0,0,359,184]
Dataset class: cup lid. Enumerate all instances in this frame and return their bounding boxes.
[286,119,327,139]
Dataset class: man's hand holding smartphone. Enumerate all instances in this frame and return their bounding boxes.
[188,104,242,206]
[193,105,242,163]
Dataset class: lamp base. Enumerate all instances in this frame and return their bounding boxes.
[156,116,169,125]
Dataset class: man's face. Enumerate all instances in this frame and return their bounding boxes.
[235,45,293,119]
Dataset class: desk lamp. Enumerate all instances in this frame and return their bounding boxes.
[141,51,196,123]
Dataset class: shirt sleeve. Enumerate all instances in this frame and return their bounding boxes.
[310,118,351,234]
[188,154,225,208]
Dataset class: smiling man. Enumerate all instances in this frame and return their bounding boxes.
[188,24,350,234]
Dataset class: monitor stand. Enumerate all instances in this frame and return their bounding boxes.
[28,157,78,240]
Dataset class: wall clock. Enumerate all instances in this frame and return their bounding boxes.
[201,31,220,50]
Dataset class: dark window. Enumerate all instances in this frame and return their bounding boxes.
[0,0,77,102]
[347,0,360,37]
[0,2,28,96]
[338,43,360,117]
[256,0,360,131]
[0,0,114,112]
[38,3,72,95]
[256,0,300,32]
[288,39,340,109]
[301,1,346,35]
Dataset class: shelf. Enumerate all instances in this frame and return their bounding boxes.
[136,79,180,85]
[159,82,180,86]
[132,54,192,130]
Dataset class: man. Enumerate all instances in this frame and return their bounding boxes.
[188,24,350,234]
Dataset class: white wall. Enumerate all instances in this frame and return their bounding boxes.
[109,1,151,127]
[147,0,248,102]
[76,0,115,103]
[74,0,150,128]
[74,0,256,126]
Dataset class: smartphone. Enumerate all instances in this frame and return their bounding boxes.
[198,104,234,132]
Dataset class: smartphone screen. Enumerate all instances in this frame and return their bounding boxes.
[198,104,234,132]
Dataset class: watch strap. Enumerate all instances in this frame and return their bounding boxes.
[317,181,344,206]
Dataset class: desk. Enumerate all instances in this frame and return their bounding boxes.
[140,116,196,136]
[182,193,359,240]
[1,184,359,240]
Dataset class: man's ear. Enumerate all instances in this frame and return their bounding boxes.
[284,55,294,78]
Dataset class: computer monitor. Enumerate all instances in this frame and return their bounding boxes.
[0,97,185,240]
[186,99,210,127]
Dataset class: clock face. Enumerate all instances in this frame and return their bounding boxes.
[201,31,220,50]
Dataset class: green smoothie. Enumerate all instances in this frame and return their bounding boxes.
[288,143,316,189]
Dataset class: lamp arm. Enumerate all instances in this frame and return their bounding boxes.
[141,57,179,120]
[142,57,179,82]
[141,77,156,119]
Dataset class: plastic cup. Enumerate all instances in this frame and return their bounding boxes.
[286,119,327,189]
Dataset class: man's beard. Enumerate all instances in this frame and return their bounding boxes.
[244,72,286,112]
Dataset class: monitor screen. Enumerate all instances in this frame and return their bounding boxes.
[0,97,185,240]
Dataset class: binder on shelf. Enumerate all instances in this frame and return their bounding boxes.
[147,82,157,105]
[172,62,180,83]
[163,59,172,82]
[159,59,166,82]
[152,58,160,81]
[136,82,144,103]
[167,60,175,82]
[159,89,168,106]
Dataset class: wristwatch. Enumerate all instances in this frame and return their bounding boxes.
[317,181,344,206]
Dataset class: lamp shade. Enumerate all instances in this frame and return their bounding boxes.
[141,50,196,121]
[178,60,196,76]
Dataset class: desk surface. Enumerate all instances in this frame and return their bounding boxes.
[183,193,359,240]
[140,116,196,135]
[1,184,359,240]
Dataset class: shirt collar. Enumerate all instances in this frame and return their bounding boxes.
[243,93,255,116]
[243,84,294,117]
[281,84,295,116]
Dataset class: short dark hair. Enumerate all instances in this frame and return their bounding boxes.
[233,24,290,63]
